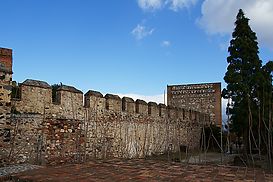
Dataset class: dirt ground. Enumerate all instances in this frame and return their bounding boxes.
[8,159,273,182]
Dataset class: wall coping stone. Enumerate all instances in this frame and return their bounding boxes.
[148,102,157,107]
[136,99,147,105]
[105,94,121,100]
[158,103,166,108]
[85,90,103,97]
[21,79,51,89]
[0,47,12,56]
[57,85,83,94]
[122,97,134,103]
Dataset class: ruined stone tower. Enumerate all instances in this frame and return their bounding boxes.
[167,83,222,126]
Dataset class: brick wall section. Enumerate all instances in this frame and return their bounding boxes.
[0,79,209,165]
[0,48,12,73]
[44,118,85,165]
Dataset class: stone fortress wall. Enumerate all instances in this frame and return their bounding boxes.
[0,48,210,165]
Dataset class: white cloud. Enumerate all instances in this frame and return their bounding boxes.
[198,0,273,49]
[168,0,198,11]
[138,0,163,11]
[161,40,171,47]
[116,93,165,104]
[131,24,155,40]
[137,0,197,11]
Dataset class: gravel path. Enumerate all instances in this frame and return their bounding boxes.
[0,164,42,177]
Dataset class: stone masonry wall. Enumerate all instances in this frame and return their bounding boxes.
[85,108,201,159]
[1,114,44,165]
[0,79,208,166]
[0,48,13,166]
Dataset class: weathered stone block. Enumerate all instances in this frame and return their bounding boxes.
[85,90,105,110]
[57,85,83,105]
[14,80,51,114]
[148,102,158,117]
[158,104,167,117]
[122,97,135,113]
[105,94,121,112]
[136,99,148,115]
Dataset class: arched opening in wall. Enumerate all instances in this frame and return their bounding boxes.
[52,84,61,104]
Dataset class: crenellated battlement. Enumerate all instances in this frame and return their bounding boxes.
[11,79,207,124]
[122,97,135,113]
[105,94,122,112]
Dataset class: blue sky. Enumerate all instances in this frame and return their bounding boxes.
[1,0,273,112]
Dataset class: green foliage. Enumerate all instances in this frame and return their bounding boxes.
[223,9,273,152]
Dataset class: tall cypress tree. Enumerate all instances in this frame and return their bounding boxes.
[223,9,263,149]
